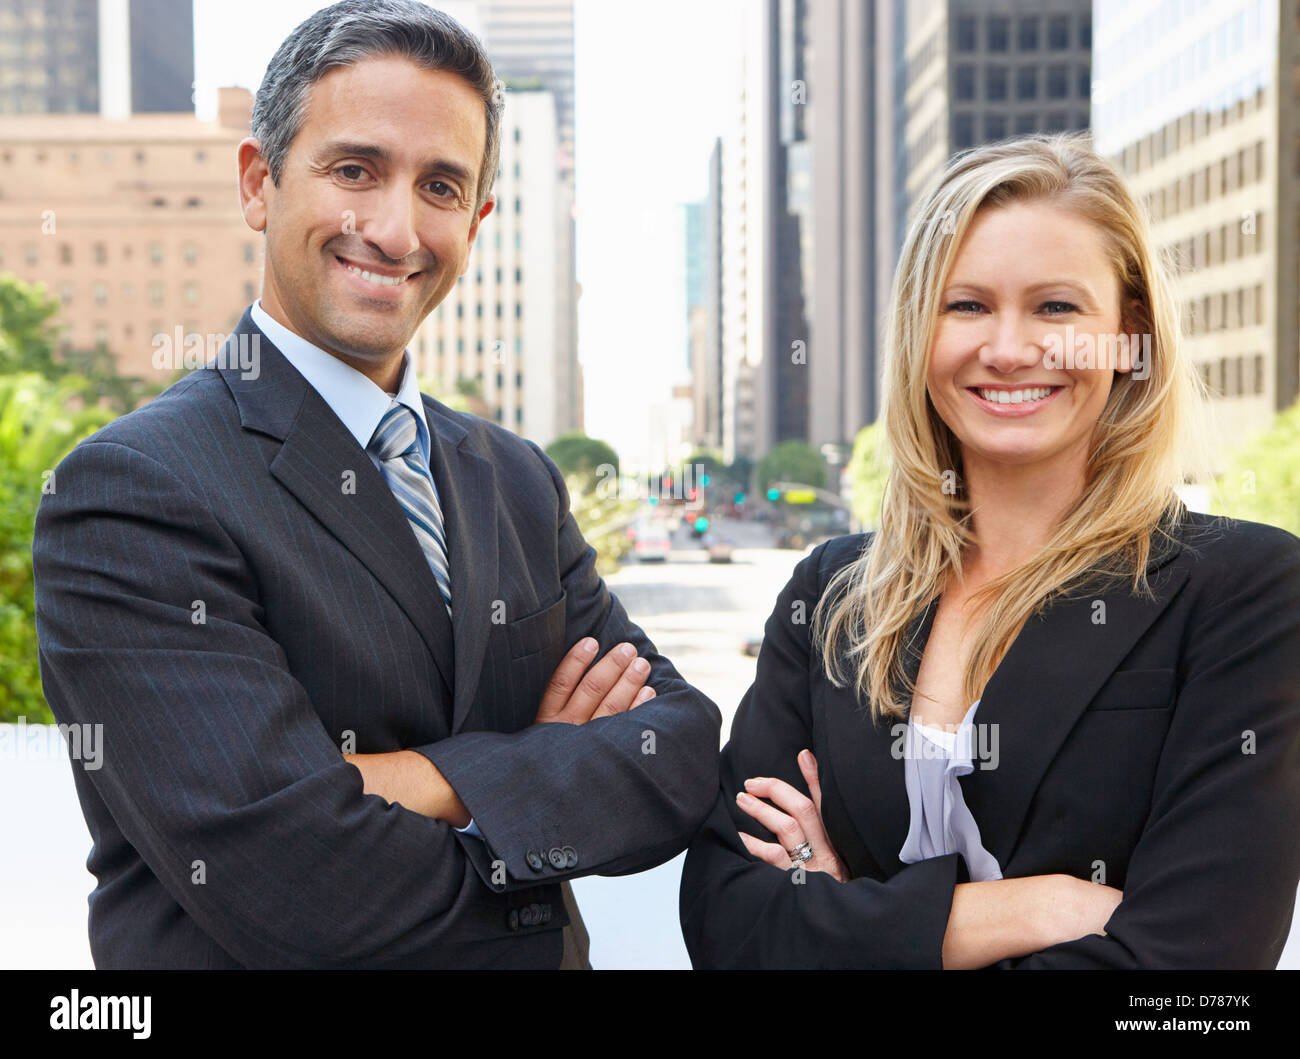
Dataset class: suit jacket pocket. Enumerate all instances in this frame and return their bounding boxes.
[506,592,568,660]
[1086,667,1176,711]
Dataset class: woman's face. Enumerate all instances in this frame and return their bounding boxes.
[926,199,1130,485]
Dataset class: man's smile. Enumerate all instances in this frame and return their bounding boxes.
[333,253,424,297]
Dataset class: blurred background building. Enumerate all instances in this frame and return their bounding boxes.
[1093,0,1298,464]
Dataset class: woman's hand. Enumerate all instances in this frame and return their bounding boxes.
[735,749,848,882]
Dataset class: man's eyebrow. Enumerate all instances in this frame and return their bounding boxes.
[317,140,476,189]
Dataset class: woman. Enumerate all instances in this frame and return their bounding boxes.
[678,133,1300,969]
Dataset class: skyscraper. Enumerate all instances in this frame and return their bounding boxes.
[0,0,194,116]
[1092,0,1299,459]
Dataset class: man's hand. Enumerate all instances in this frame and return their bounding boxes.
[533,637,656,725]
[343,751,471,827]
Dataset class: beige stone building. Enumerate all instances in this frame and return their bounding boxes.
[1093,0,1299,464]
[0,86,261,380]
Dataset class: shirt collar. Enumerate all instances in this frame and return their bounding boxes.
[250,299,430,463]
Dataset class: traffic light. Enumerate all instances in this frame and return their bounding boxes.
[699,473,711,487]
[766,487,780,502]
[694,517,709,532]
[734,492,746,504]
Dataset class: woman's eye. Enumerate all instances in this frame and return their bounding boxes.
[945,300,985,314]
[1040,300,1078,314]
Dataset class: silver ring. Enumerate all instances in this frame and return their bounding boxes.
[787,841,813,863]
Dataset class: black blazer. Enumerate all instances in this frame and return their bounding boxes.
[679,510,1300,968]
[33,307,721,969]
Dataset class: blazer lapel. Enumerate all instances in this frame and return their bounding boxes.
[827,520,1190,878]
[960,534,1190,868]
[824,594,941,878]
[216,310,455,699]
[422,397,499,734]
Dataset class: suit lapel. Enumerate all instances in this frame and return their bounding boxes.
[960,541,1189,868]
[824,595,940,877]
[422,396,499,734]
[217,309,455,699]
[828,523,1189,877]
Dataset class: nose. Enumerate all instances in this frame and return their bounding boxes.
[359,183,421,264]
[979,311,1044,375]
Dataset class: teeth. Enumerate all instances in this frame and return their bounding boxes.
[977,386,1054,404]
[344,263,408,287]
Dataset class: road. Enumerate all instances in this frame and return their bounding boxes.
[569,517,802,968]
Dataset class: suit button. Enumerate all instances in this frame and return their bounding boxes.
[526,850,545,872]
[507,909,520,931]
[562,845,578,869]
[548,847,567,869]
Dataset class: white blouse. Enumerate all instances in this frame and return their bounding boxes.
[898,699,1003,882]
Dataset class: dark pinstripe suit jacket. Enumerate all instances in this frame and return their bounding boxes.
[32,307,721,969]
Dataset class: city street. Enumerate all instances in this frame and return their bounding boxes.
[569,515,803,968]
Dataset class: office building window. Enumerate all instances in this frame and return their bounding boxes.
[183,283,198,305]
[987,15,1009,51]
[93,283,107,305]
[149,243,163,264]
[149,282,164,304]
[60,243,72,264]
[953,112,976,150]
[1046,110,1070,131]
[1078,67,1090,99]
[244,282,256,301]
[955,65,976,100]
[1079,13,1091,48]
[986,65,1008,101]
[1018,15,1040,50]
[955,15,977,51]
[1048,15,1070,49]
[93,242,106,265]
[1047,65,1069,98]
[183,242,198,264]
[1016,66,1038,100]
[984,114,1007,140]
[1015,112,1038,134]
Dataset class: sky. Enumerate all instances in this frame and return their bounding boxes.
[192,0,745,466]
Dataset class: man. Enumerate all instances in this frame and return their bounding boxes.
[32,0,720,969]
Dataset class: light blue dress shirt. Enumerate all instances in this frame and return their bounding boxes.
[250,300,484,842]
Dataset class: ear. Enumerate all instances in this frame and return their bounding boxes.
[460,193,496,277]
[1116,296,1151,374]
[237,138,271,233]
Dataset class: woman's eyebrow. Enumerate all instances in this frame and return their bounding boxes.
[942,279,1100,301]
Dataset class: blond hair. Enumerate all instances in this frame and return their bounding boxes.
[812,133,1211,723]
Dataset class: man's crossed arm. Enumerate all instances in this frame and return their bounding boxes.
[345,637,657,826]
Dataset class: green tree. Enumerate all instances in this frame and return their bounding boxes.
[845,420,889,530]
[756,439,826,492]
[0,373,117,721]
[545,432,619,479]
[1211,400,1300,536]
[0,275,64,378]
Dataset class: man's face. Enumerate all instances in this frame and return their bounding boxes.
[239,54,494,382]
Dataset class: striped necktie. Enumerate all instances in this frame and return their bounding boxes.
[368,401,452,615]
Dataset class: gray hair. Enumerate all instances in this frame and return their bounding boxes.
[251,0,502,216]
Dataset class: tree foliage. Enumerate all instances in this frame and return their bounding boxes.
[545,432,619,479]
[756,439,826,491]
[1210,400,1300,536]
